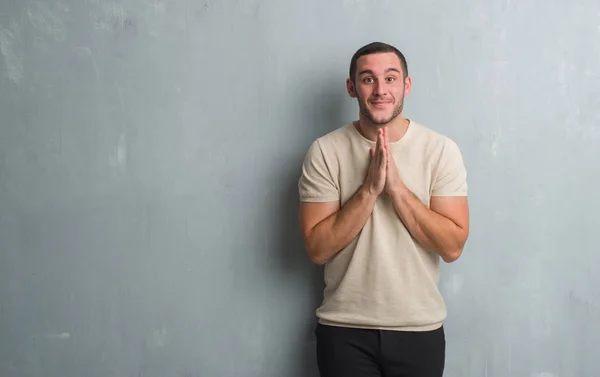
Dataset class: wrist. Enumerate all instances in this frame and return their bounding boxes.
[360,184,380,202]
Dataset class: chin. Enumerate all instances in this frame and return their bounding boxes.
[370,113,394,125]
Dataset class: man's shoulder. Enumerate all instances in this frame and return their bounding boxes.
[410,120,466,177]
[411,120,453,142]
[312,123,355,145]
[306,123,356,156]
[410,120,462,153]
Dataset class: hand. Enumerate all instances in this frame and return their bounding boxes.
[363,128,387,196]
[383,127,404,196]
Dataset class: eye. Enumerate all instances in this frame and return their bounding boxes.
[387,77,396,82]
[363,77,374,84]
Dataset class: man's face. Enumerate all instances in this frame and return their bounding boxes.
[347,52,411,125]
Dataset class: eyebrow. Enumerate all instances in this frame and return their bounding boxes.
[358,68,402,76]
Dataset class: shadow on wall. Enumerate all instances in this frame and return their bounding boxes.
[267,72,351,377]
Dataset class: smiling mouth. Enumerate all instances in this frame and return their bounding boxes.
[371,101,392,108]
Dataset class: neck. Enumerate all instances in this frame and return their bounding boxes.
[354,114,410,143]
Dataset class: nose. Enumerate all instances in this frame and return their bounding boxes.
[373,79,387,96]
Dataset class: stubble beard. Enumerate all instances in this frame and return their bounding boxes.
[358,94,405,125]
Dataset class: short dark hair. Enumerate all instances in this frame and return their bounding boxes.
[349,42,408,84]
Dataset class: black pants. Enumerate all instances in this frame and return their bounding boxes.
[315,323,445,377]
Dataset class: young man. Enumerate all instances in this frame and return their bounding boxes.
[297,42,470,377]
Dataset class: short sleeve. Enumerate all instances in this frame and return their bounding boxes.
[298,140,339,202]
[431,139,468,196]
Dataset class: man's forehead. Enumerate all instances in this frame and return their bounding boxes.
[357,52,403,73]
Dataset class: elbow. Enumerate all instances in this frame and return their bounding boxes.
[306,243,329,265]
[304,239,328,265]
[308,251,328,265]
[303,231,332,265]
[442,246,464,263]
[442,232,468,263]
[442,250,461,263]
[303,226,343,265]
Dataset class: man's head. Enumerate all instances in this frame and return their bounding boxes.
[346,42,412,125]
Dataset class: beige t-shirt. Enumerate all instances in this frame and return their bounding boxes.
[298,120,468,331]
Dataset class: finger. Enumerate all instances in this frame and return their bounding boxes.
[385,130,390,163]
[382,131,388,163]
[386,151,391,172]
[379,144,386,169]
[379,133,386,165]
[384,127,389,148]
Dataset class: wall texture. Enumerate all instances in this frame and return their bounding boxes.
[1,1,599,376]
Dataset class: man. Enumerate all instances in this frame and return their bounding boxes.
[297,41,469,377]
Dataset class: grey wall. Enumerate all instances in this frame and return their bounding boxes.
[1,1,599,376]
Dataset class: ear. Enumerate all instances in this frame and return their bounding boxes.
[403,76,412,96]
[346,78,357,98]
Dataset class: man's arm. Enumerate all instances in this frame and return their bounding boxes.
[299,186,377,265]
[387,186,469,262]
[299,129,387,265]
[382,128,469,262]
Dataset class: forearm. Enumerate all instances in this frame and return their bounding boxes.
[389,185,466,262]
[306,186,377,264]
